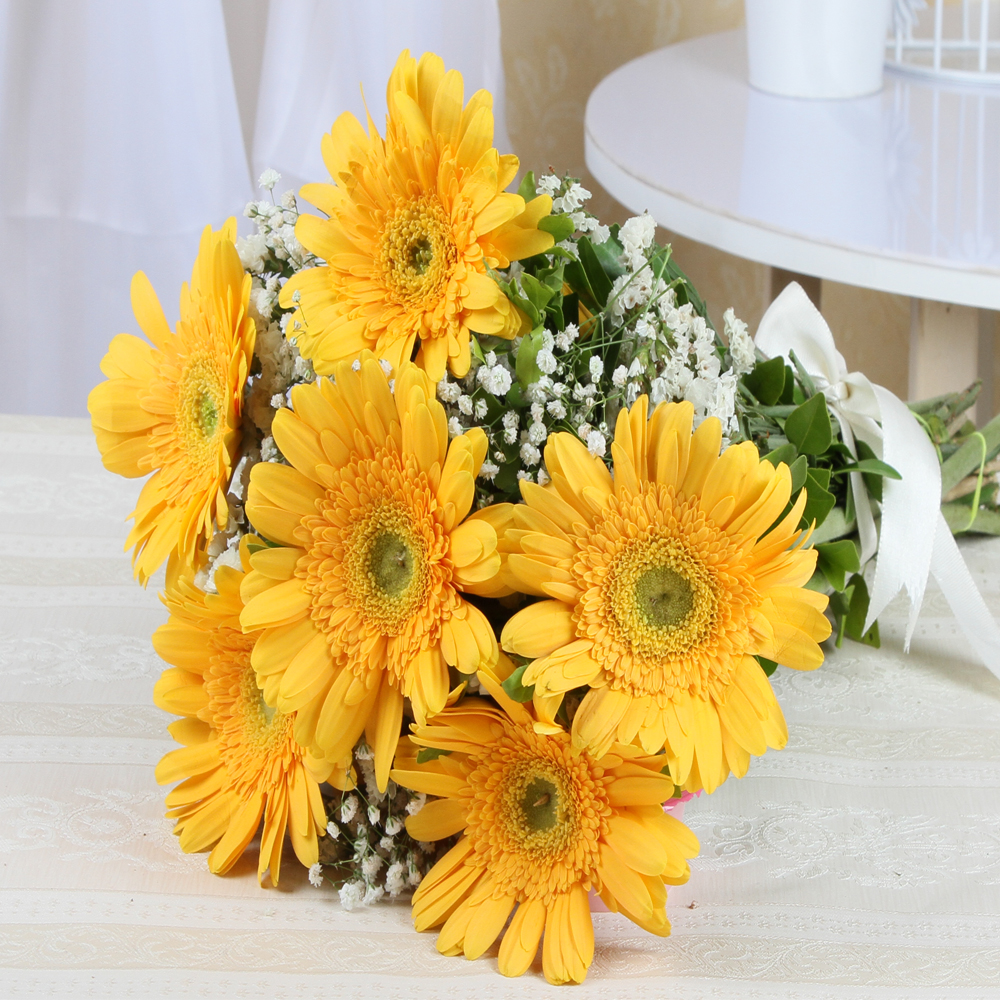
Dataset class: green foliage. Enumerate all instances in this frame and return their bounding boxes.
[764,442,796,467]
[577,236,613,307]
[515,326,546,386]
[538,213,576,242]
[755,656,778,677]
[801,468,836,528]
[517,171,537,201]
[415,747,453,763]
[784,393,833,455]
[501,663,536,703]
[744,356,786,406]
[829,573,880,648]
[816,540,861,591]
[788,455,809,493]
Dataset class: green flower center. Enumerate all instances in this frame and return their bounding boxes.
[635,566,694,628]
[520,777,559,833]
[369,531,415,597]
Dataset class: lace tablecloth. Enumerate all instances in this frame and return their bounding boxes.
[3,413,1000,999]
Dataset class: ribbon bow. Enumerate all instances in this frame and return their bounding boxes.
[756,283,1000,678]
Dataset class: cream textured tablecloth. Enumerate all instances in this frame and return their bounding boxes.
[3,413,1000,999]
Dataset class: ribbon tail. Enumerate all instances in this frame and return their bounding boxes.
[850,470,879,567]
[863,387,940,647]
[833,413,878,566]
[930,514,1000,681]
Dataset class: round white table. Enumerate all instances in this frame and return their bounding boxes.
[585,28,1000,312]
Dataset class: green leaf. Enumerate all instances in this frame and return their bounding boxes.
[801,469,836,528]
[494,461,521,496]
[515,327,546,386]
[755,656,778,677]
[519,274,555,313]
[854,440,885,502]
[789,455,809,493]
[809,506,856,544]
[816,540,861,591]
[501,663,535,703]
[784,393,832,455]
[563,258,597,308]
[744,356,786,406]
[832,458,902,479]
[416,747,453,764]
[808,466,832,491]
[591,236,627,281]
[538,214,576,242]
[844,573,879,647]
[779,364,796,405]
[577,236,613,307]
[517,171,537,201]
[942,503,1000,535]
[764,442,797,467]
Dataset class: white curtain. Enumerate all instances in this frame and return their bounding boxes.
[0,0,252,418]
[0,0,508,417]
[251,0,509,197]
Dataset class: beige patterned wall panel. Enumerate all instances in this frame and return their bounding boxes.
[499,0,766,332]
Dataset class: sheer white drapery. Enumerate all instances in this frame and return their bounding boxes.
[0,0,508,418]
[0,0,252,418]
[251,0,510,198]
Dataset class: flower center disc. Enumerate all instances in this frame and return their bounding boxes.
[605,534,718,662]
[368,531,415,597]
[635,566,694,628]
[175,352,226,466]
[378,195,458,307]
[520,777,559,832]
[333,497,430,636]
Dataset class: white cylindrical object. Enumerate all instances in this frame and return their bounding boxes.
[745,0,894,99]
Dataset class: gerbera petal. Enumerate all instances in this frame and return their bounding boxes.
[498,899,546,978]
[501,600,577,659]
[406,797,468,841]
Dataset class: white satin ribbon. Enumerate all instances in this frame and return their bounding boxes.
[755,283,1000,678]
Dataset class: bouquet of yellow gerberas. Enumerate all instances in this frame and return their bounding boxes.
[88,50,837,986]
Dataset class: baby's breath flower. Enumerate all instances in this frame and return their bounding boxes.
[258,168,281,191]
[586,430,607,457]
[339,880,364,911]
[536,348,557,375]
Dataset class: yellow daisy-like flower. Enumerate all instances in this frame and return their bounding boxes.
[279,49,554,381]
[391,663,700,985]
[88,220,255,584]
[152,537,344,885]
[239,356,500,792]
[496,399,832,793]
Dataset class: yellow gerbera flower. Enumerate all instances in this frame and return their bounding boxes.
[88,220,255,584]
[279,49,554,381]
[495,399,832,793]
[239,356,500,792]
[391,663,700,985]
[152,537,344,885]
